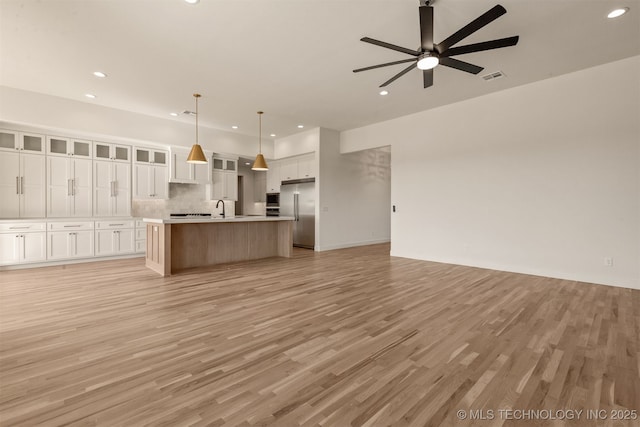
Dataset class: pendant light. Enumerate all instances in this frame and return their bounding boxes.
[186,93,207,164]
[251,111,268,171]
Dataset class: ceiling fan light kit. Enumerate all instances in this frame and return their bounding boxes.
[354,2,520,89]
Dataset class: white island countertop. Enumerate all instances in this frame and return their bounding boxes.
[143,216,295,224]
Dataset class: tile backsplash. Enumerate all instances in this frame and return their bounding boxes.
[132,183,234,218]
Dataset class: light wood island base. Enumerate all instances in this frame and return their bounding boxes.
[145,218,293,276]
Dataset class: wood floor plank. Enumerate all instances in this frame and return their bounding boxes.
[1,244,639,426]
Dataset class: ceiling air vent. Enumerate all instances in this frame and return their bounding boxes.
[481,71,506,81]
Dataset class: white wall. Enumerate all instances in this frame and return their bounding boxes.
[341,55,640,290]
[0,86,274,158]
[274,128,319,159]
[317,128,391,251]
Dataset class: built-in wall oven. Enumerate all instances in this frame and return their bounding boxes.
[266,192,280,207]
[266,192,280,216]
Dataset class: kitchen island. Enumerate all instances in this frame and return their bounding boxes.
[143,216,294,276]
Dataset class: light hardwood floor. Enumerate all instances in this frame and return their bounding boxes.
[1,244,638,426]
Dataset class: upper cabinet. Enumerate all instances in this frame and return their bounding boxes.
[47,136,92,158]
[0,130,46,219]
[210,155,238,201]
[266,160,280,193]
[133,147,168,200]
[94,142,130,163]
[0,130,45,154]
[278,153,317,182]
[170,147,211,184]
[135,147,167,166]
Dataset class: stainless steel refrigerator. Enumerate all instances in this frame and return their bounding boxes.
[280,178,315,249]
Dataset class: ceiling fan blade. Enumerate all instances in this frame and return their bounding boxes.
[380,63,416,87]
[361,37,420,57]
[353,58,417,73]
[440,36,519,57]
[423,69,433,88]
[419,5,434,51]
[439,57,484,74]
[435,5,507,53]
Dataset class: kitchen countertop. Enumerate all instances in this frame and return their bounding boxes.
[143,216,294,224]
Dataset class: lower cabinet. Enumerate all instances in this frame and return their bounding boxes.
[47,221,94,260]
[95,220,135,256]
[0,222,46,265]
[135,219,146,253]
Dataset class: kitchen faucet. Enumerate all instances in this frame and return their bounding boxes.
[215,200,225,218]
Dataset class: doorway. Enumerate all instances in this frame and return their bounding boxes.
[235,175,244,215]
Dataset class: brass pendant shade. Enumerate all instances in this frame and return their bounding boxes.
[186,93,208,164]
[251,111,269,171]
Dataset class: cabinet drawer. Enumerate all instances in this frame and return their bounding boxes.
[0,222,47,232]
[95,220,134,229]
[47,221,94,231]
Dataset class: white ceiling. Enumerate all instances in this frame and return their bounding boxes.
[1,0,639,139]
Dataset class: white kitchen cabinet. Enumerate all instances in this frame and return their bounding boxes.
[47,221,94,260]
[279,158,298,181]
[170,147,211,184]
[95,220,135,256]
[0,222,46,265]
[135,147,167,165]
[211,170,237,201]
[134,147,168,200]
[94,160,131,217]
[266,160,280,193]
[0,130,45,154]
[47,136,92,158]
[134,163,168,199]
[47,156,93,217]
[297,153,316,179]
[0,151,46,219]
[210,155,238,201]
[134,219,146,253]
[94,142,130,163]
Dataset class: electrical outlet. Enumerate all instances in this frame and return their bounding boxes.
[604,257,613,267]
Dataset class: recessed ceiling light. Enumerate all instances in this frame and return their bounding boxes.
[85,93,96,99]
[297,125,304,129]
[245,162,251,166]
[93,71,107,78]
[379,90,389,96]
[607,7,629,18]
[232,125,238,129]
[270,133,276,137]
[170,112,178,117]
[184,0,199,4]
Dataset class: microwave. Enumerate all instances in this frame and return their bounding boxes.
[266,192,280,207]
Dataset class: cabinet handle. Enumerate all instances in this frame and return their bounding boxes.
[63,225,82,228]
[109,224,124,226]
[16,177,19,194]
[9,226,30,229]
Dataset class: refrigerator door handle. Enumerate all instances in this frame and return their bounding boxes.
[294,193,299,221]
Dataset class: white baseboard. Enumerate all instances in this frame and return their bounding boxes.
[316,238,390,252]
[0,253,145,271]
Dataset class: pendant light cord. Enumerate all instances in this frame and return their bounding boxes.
[194,94,200,145]
[258,111,264,154]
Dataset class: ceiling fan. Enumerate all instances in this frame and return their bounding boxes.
[353,1,519,89]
